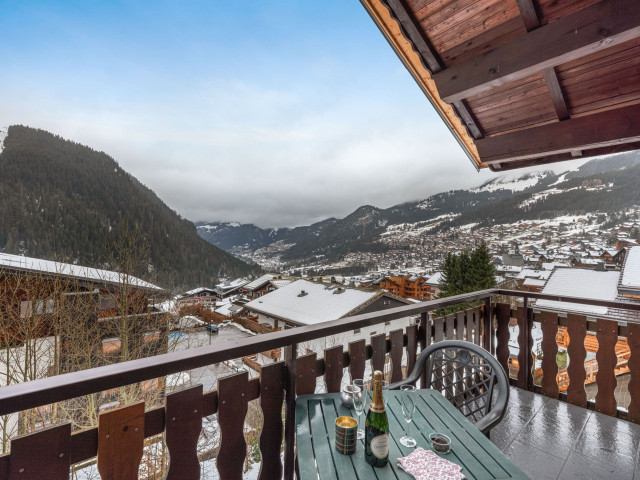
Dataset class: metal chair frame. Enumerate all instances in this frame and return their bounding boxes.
[389,340,509,435]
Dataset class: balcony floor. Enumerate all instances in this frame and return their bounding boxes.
[491,387,640,479]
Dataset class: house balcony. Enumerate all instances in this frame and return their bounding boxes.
[0,289,639,479]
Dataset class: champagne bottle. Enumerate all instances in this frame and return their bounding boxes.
[365,370,389,467]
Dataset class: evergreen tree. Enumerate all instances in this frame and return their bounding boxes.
[436,243,496,314]
[470,241,496,290]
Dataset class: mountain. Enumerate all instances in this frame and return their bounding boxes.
[196,217,339,253]
[197,151,640,265]
[0,125,259,289]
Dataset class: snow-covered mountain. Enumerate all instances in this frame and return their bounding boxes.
[197,151,640,265]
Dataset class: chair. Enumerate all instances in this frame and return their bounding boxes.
[389,340,509,435]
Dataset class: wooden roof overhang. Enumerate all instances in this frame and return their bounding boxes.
[360,0,640,171]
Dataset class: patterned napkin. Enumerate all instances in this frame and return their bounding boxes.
[397,447,466,480]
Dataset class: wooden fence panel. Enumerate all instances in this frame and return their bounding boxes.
[296,353,318,395]
[434,317,445,343]
[217,372,249,480]
[473,308,482,346]
[566,314,588,408]
[445,314,455,340]
[389,329,404,383]
[165,385,203,480]
[495,303,511,376]
[406,324,418,378]
[324,346,344,393]
[258,363,285,480]
[371,333,386,374]
[456,312,465,341]
[348,340,366,383]
[9,423,70,480]
[595,319,618,416]
[97,402,145,480]
[540,312,559,399]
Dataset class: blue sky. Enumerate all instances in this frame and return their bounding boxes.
[0,1,585,227]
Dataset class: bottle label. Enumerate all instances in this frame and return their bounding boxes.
[370,434,389,459]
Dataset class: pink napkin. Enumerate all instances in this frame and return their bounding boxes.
[397,447,466,480]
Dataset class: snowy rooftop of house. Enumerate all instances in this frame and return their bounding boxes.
[0,253,164,291]
[243,274,275,291]
[215,278,248,291]
[178,287,216,298]
[535,268,621,317]
[244,279,378,326]
[270,279,293,289]
[523,278,546,288]
[620,247,640,292]
[542,262,569,271]
[425,272,442,285]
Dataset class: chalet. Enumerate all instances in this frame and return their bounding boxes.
[176,287,218,307]
[424,272,443,300]
[244,279,414,356]
[502,253,524,267]
[213,278,249,299]
[379,274,431,300]
[534,267,640,323]
[0,253,167,444]
[618,246,640,302]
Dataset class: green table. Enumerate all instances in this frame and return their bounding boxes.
[295,390,529,480]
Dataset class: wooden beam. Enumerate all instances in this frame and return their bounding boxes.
[516,0,540,31]
[452,100,484,139]
[478,103,640,163]
[381,0,443,73]
[489,140,640,171]
[380,0,484,140]
[433,0,640,103]
[542,67,571,120]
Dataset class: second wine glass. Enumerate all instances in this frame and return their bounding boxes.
[399,384,417,447]
[352,379,366,440]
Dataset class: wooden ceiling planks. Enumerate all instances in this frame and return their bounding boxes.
[558,37,640,116]
[364,0,640,169]
[536,0,603,25]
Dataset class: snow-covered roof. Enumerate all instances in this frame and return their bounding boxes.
[215,278,248,290]
[0,253,164,291]
[523,278,546,287]
[535,269,620,316]
[425,272,442,285]
[541,262,568,271]
[243,274,274,291]
[620,247,640,292]
[245,279,378,325]
[179,287,216,298]
[270,279,293,288]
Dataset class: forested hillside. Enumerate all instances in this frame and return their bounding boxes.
[0,125,259,289]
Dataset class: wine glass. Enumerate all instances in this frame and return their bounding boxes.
[352,379,366,439]
[399,384,417,447]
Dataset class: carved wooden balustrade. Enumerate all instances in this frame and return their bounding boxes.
[0,289,639,479]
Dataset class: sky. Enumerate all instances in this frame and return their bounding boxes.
[0,1,585,228]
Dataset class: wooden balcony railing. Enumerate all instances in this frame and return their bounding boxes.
[0,288,639,479]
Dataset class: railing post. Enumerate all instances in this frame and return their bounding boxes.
[283,343,298,480]
[483,297,493,354]
[517,297,534,391]
[419,312,429,389]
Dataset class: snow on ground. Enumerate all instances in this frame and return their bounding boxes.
[381,214,460,238]
[473,171,550,193]
[0,129,6,153]
[518,187,579,208]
